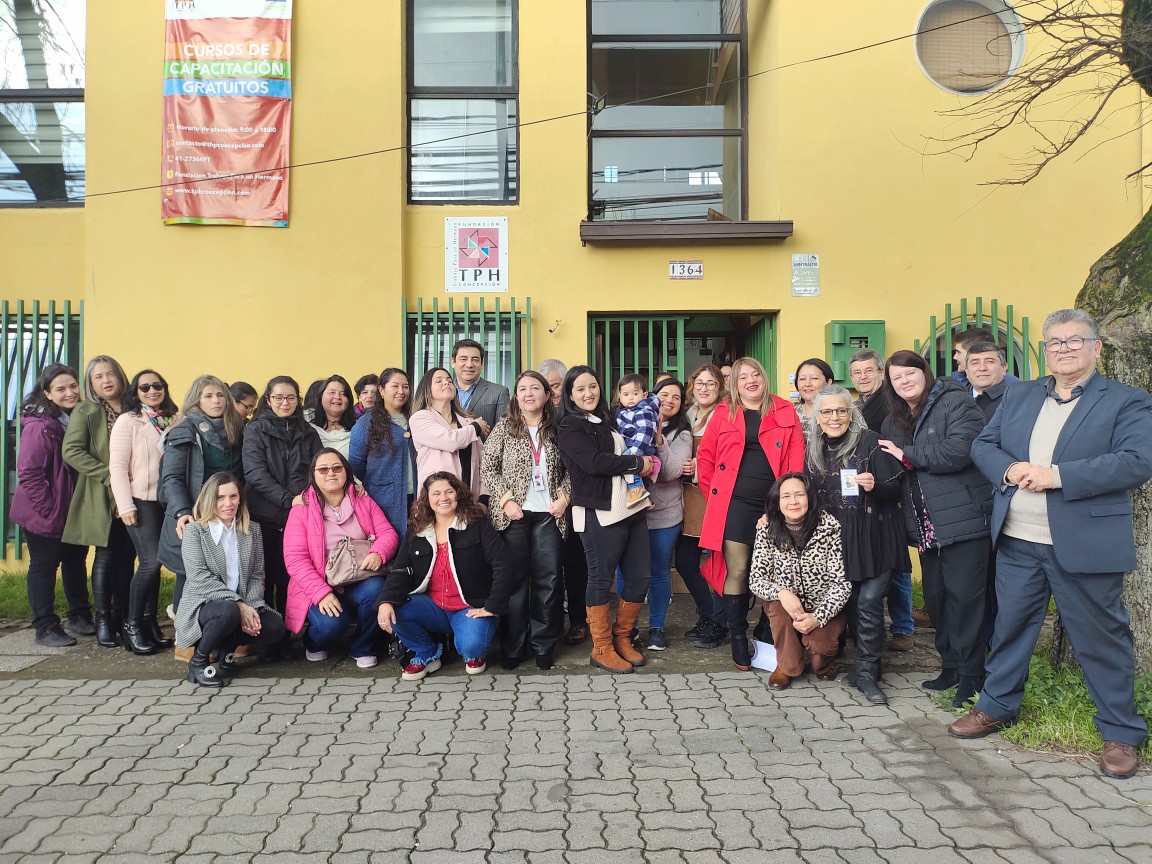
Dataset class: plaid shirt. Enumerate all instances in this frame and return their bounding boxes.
[615,393,661,457]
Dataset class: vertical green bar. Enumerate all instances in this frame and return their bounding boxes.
[676,318,686,383]
[1005,305,1015,377]
[434,296,442,373]
[524,297,532,371]
[617,320,625,384]
[960,298,969,331]
[77,300,85,371]
[0,300,9,558]
[929,315,938,377]
[508,298,518,385]
[1021,316,1031,379]
[942,304,952,378]
[30,300,41,379]
[990,298,999,342]
[401,297,409,373]
[645,319,654,383]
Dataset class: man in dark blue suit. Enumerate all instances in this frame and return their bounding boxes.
[947,309,1152,779]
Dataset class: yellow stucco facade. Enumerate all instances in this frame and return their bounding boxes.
[1,0,1146,395]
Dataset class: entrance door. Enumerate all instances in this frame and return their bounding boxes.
[588,315,688,389]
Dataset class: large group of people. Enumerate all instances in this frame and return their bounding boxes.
[10,311,1150,779]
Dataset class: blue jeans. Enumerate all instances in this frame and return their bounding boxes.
[887,570,914,637]
[304,575,385,659]
[392,592,500,663]
[618,523,681,630]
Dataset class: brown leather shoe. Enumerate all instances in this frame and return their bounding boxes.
[1100,741,1139,779]
[888,634,914,652]
[815,662,839,681]
[612,600,646,667]
[563,625,588,646]
[947,707,1013,739]
[911,610,932,627]
[768,669,791,690]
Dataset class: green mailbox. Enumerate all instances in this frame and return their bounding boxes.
[825,320,886,382]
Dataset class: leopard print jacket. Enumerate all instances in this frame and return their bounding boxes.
[480,418,571,537]
[748,510,851,626]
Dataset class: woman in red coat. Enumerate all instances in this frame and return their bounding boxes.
[697,357,805,670]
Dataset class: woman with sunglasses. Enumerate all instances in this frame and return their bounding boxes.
[159,375,246,629]
[109,370,180,654]
[243,376,322,617]
[806,385,907,704]
[62,355,135,648]
[284,449,399,668]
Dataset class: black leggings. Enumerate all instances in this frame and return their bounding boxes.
[259,523,290,614]
[196,600,285,657]
[125,499,164,618]
[580,510,651,606]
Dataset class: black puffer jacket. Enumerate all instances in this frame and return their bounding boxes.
[242,414,321,528]
[881,378,992,548]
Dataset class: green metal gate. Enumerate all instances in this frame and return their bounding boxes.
[744,314,777,393]
[3,300,85,559]
[915,297,1046,380]
[589,315,688,391]
[402,296,532,389]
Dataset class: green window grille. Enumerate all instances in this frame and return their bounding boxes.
[915,297,1046,381]
[3,300,84,558]
[588,315,688,391]
[403,296,531,389]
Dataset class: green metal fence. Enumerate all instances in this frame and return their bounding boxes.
[914,297,1046,380]
[588,315,688,391]
[2,300,85,560]
[402,296,531,389]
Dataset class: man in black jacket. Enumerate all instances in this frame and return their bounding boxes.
[965,341,1012,424]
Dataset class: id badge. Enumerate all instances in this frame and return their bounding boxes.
[840,468,859,497]
[531,470,547,492]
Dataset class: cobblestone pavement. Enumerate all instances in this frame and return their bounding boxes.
[0,668,1149,864]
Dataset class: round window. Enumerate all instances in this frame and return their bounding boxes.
[915,0,1024,95]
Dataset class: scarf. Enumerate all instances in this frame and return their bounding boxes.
[185,408,228,450]
[144,406,175,433]
[102,400,121,437]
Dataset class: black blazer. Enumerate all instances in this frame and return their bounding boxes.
[380,518,514,615]
[555,412,645,510]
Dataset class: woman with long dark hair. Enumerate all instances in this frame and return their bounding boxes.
[10,364,92,647]
[409,366,488,497]
[793,357,834,439]
[284,448,399,668]
[749,473,852,691]
[243,376,322,616]
[555,365,654,674]
[481,370,570,670]
[677,363,728,649]
[349,368,417,542]
[879,349,992,707]
[62,355,135,648]
[159,374,246,624]
[806,384,908,704]
[306,374,357,458]
[376,472,514,681]
[109,369,179,654]
[698,357,805,671]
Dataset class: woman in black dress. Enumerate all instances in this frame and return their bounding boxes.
[806,384,908,704]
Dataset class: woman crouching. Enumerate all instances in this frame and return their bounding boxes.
[376,472,513,681]
[749,473,851,691]
[175,473,286,687]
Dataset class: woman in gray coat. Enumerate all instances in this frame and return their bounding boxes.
[175,472,284,687]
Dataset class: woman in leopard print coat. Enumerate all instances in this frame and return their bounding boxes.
[481,371,571,671]
[749,472,851,691]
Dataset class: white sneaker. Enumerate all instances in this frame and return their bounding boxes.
[305,649,328,662]
[355,655,378,669]
[166,604,176,622]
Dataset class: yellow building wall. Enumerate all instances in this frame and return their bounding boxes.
[404,0,1145,391]
[80,1,406,397]
[0,209,84,303]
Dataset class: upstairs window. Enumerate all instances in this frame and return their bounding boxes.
[589,0,745,222]
[0,0,85,205]
[408,0,519,203]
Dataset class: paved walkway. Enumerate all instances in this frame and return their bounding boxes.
[0,668,1148,863]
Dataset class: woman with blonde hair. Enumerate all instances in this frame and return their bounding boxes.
[159,374,246,619]
[62,355,134,648]
[697,357,805,670]
[176,473,285,687]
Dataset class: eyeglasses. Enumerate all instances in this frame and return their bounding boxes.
[315,465,345,476]
[1043,336,1091,353]
[138,383,165,393]
[269,394,298,405]
[238,401,257,414]
[817,408,851,418]
[694,381,718,389]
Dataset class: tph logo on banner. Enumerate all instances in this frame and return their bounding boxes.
[445,217,509,293]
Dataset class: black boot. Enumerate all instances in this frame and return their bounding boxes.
[923,668,959,691]
[142,615,174,650]
[121,619,158,655]
[723,594,752,671]
[91,553,118,648]
[952,675,983,708]
[186,651,223,688]
[855,671,888,704]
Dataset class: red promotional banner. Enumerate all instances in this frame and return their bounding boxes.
[161,0,292,227]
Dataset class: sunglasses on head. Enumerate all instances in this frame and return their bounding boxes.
[138,382,165,393]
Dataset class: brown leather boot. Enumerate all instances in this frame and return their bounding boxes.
[612,600,647,667]
[586,605,632,674]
